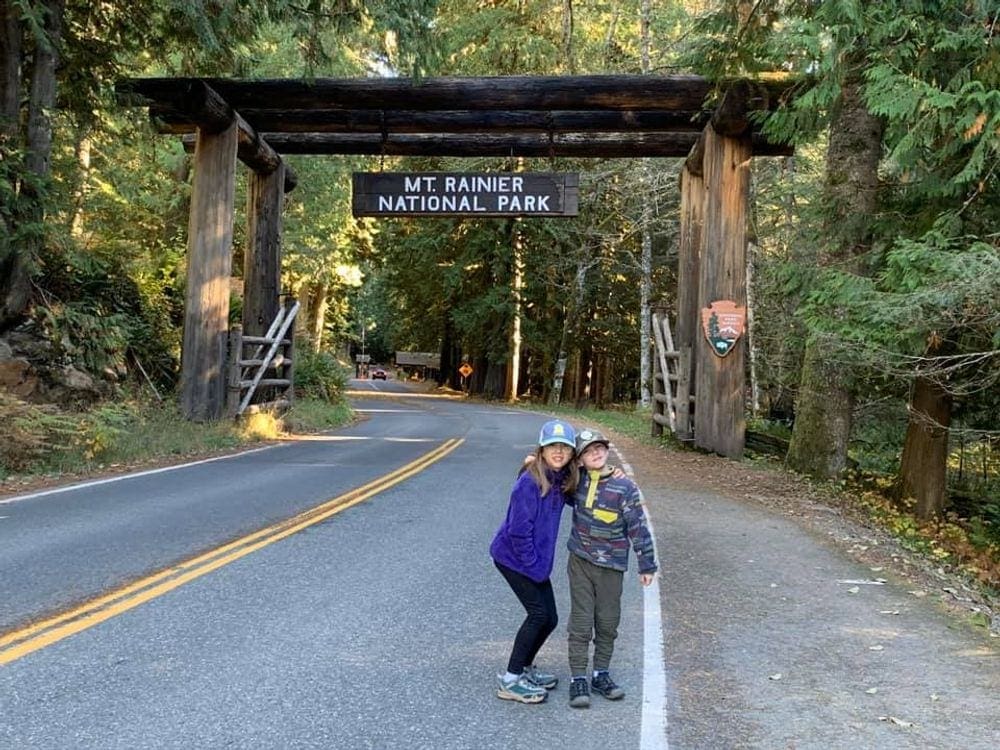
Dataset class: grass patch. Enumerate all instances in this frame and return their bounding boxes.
[282,398,354,433]
[0,394,354,485]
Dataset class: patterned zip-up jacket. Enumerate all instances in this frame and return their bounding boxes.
[567,469,657,574]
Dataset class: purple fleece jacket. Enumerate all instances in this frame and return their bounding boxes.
[490,468,571,583]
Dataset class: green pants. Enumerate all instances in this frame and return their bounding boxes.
[567,553,623,675]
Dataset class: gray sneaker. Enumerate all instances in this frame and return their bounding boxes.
[569,677,590,708]
[523,664,558,690]
[497,674,547,704]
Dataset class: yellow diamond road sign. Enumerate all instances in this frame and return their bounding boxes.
[459,363,473,378]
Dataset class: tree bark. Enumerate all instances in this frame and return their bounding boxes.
[637,0,653,409]
[69,129,91,238]
[302,281,328,352]
[506,218,523,401]
[786,60,884,479]
[0,0,23,332]
[897,345,954,519]
[561,0,574,73]
[0,0,19,135]
[1,0,63,331]
[549,256,592,405]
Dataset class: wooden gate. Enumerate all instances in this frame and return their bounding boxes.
[226,299,299,417]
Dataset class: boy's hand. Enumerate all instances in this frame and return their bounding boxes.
[610,465,626,479]
[639,573,654,586]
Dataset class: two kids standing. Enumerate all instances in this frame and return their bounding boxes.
[490,420,658,707]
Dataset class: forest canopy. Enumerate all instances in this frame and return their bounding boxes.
[0,1,997,537]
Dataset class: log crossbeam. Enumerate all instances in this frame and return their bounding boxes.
[180,131,792,159]
[119,75,792,112]
[152,108,711,135]
[116,74,797,159]
[134,79,297,191]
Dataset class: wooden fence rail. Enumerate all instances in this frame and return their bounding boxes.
[226,299,299,417]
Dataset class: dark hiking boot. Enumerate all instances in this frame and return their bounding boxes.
[591,672,625,700]
[569,677,590,708]
[523,665,558,690]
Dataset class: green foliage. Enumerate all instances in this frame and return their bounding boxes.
[0,394,78,475]
[282,397,354,434]
[294,349,349,402]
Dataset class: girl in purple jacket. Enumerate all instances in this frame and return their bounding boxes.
[490,419,579,704]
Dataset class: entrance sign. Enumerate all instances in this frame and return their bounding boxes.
[352,172,579,218]
[701,300,746,358]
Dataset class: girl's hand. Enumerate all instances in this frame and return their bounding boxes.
[639,573,655,586]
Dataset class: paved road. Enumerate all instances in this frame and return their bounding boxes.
[0,384,657,749]
[4,380,998,749]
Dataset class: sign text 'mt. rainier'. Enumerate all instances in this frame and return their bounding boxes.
[352,172,579,218]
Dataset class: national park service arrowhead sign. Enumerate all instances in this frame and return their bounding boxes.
[701,300,746,358]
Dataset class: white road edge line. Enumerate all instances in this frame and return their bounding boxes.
[0,446,274,505]
[611,443,669,750]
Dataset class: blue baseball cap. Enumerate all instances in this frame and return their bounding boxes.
[538,419,576,449]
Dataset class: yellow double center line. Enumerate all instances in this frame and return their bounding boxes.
[0,437,464,666]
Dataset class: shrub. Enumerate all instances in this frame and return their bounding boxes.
[0,393,77,474]
[295,349,348,402]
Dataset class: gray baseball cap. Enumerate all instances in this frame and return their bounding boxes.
[576,428,609,455]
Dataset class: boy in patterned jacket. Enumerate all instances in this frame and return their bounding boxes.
[566,428,657,708]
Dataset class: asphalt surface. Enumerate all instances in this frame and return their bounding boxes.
[629,440,1000,750]
[0,381,650,749]
[2,377,997,749]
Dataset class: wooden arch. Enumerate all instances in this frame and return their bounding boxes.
[117,74,795,456]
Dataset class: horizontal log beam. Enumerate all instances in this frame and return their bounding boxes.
[152,108,710,135]
[181,132,793,158]
[130,79,297,192]
[120,74,794,112]
[236,123,297,192]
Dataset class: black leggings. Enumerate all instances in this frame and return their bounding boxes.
[495,561,558,674]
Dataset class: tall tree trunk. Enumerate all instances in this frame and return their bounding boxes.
[561,0,574,73]
[637,0,653,408]
[0,0,23,331]
[786,60,884,479]
[575,341,592,408]
[550,257,592,405]
[1,0,63,331]
[302,281,328,352]
[746,241,760,416]
[506,218,523,401]
[69,129,91,238]
[897,343,954,519]
[483,359,505,400]
[0,0,19,136]
[438,310,460,388]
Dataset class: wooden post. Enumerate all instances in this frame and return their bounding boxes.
[226,324,243,418]
[180,121,238,421]
[244,163,285,338]
[694,124,750,458]
[675,165,703,441]
[283,296,297,408]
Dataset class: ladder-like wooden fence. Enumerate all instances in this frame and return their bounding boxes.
[226,299,299,417]
[651,311,678,436]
